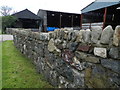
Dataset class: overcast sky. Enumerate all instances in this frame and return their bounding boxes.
[0,0,95,14]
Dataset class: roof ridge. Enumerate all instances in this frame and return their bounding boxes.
[12,9,41,20]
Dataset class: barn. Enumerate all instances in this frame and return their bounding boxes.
[81,0,120,29]
[37,9,80,31]
[12,9,41,29]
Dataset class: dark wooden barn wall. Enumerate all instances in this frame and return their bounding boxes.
[73,15,80,27]
[47,11,80,28]
[14,19,40,29]
[61,13,72,27]
[47,12,60,27]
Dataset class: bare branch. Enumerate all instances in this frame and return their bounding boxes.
[0,6,12,16]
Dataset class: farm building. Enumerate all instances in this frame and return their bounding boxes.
[81,0,120,29]
[37,9,80,31]
[12,9,41,29]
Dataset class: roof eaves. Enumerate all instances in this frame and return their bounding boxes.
[81,1,95,11]
[38,9,80,15]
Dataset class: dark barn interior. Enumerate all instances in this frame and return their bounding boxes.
[14,19,40,28]
[47,11,60,27]
[46,10,81,28]
[106,4,120,29]
[61,13,72,27]
[73,15,80,27]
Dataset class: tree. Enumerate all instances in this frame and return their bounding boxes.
[0,6,17,33]
[0,6,12,16]
[2,15,17,33]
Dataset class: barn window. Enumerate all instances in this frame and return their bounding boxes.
[52,14,55,16]
[117,7,120,9]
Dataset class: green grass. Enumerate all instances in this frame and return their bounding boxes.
[2,41,53,88]
[0,30,2,34]
[0,42,2,89]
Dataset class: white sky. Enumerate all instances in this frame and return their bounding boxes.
[0,0,95,14]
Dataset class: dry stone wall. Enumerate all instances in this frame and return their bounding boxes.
[7,25,120,88]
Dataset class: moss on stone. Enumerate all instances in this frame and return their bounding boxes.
[85,67,93,88]
[89,74,110,88]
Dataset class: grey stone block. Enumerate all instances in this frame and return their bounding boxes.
[85,55,100,63]
[109,47,120,59]
[101,59,120,74]
[100,25,113,44]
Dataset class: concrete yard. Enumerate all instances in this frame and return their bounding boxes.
[0,35,13,42]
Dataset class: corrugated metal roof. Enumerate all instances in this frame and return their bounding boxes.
[81,0,120,13]
[12,9,41,20]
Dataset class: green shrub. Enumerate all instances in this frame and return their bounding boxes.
[2,16,17,33]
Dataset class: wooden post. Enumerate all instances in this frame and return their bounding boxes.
[71,15,73,27]
[80,14,83,29]
[89,23,91,30]
[103,8,107,30]
[60,13,61,28]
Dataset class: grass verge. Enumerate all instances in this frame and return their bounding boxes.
[0,42,2,89]
[2,40,53,88]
